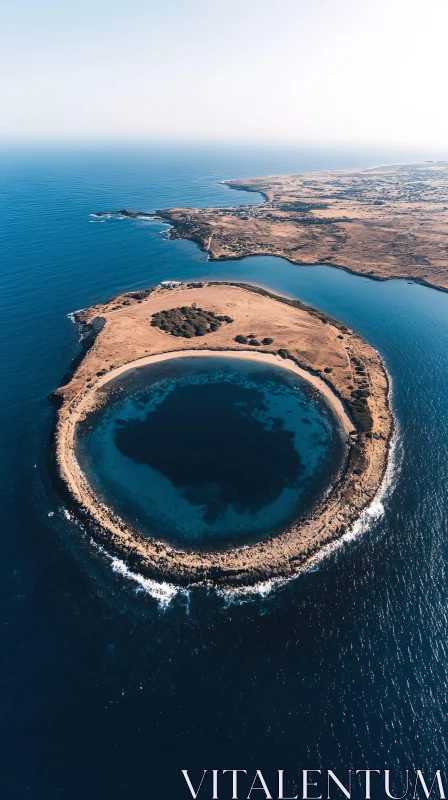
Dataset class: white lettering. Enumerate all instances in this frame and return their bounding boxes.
[303,771,323,800]
[247,770,273,799]
[223,770,248,799]
[327,771,351,799]
[181,769,208,799]
[356,770,381,800]
[212,770,219,800]
[385,770,409,799]
[278,770,298,800]
[413,771,446,799]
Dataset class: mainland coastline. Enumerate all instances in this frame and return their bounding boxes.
[52,282,393,587]
[155,162,448,293]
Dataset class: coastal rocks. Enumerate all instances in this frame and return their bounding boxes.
[94,209,156,219]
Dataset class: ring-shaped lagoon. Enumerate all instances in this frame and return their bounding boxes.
[74,355,347,550]
[53,282,393,587]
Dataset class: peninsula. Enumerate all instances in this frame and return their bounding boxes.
[53,282,392,587]
[157,162,448,292]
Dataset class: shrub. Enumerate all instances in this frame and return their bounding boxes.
[128,289,153,300]
[234,334,248,344]
[278,349,290,359]
[250,339,260,346]
[151,306,233,338]
[262,337,274,345]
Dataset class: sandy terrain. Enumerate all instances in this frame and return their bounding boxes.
[53,282,393,587]
[158,162,448,291]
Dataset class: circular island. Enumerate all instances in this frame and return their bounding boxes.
[52,282,393,587]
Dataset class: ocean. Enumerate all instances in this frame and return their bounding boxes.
[1,144,448,798]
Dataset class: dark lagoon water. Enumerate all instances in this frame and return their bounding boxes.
[1,144,448,799]
[76,356,345,548]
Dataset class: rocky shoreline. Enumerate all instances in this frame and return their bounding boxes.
[51,282,393,588]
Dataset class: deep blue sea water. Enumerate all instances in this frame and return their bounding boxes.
[1,144,448,799]
[76,356,345,548]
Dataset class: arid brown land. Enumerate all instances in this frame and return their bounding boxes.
[53,282,393,587]
[158,162,448,291]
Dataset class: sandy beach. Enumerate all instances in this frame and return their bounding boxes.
[87,349,353,436]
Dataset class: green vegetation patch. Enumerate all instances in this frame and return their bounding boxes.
[151,306,233,338]
[234,334,275,346]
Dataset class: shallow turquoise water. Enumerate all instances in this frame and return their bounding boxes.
[1,145,448,798]
[76,357,345,548]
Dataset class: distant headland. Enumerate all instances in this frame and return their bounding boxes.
[150,162,448,293]
[52,282,393,587]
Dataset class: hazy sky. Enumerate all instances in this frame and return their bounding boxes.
[1,0,447,149]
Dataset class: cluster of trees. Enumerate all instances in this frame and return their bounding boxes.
[346,398,372,433]
[234,334,274,346]
[277,349,290,359]
[351,388,370,399]
[128,289,154,301]
[151,306,233,338]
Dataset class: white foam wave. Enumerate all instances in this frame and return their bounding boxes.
[58,496,186,608]
[295,425,401,576]
[62,369,399,607]
[109,557,187,608]
[219,376,401,603]
[74,422,401,608]
[67,308,85,323]
[216,576,289,604]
